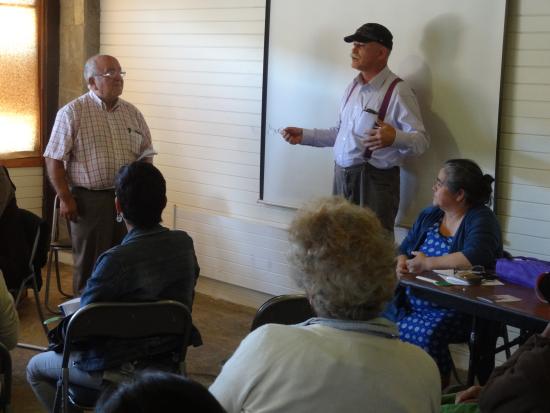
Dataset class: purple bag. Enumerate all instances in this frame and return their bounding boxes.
[496,256,550,288]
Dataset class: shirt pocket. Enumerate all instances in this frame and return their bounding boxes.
[126,127,144,156]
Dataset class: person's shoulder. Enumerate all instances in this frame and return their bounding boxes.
[384,69,415,96]
[418,205,441,219]
[466,205,498,222]
[167,229,194,244]
[95,242,124,262]
[392,338,440,371]
[118,98,144,115]
[394,78,416,97]
[58,93,90,115]
[244,323,308,350]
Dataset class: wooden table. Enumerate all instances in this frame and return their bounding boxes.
[399,273,550,384]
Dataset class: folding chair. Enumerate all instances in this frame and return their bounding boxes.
[44,195,73,313]
[0,342,12,413]
[13,209,50,350]
[250,294,315,331]
[56,300,193,413]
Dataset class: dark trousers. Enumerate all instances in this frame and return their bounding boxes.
[333,162,400,233]
[70,187,126,294]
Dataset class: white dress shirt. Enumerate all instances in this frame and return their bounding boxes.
[301,66,429,169]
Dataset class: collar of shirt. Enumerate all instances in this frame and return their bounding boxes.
[122,224,169,245]
[299,316,399,339]
[355,66,391,93]
[88,90,121,112]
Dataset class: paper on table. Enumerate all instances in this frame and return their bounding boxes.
[433,269,468,285]
[434,269,455,277]
[442,276,470,286]
[489,294,522,303]
[482,279,504,286]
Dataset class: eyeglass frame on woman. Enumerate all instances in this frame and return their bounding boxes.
[94,70,126,79]
[433,177,447,189]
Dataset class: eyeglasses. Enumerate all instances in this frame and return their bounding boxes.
[434,177,446,189]
[94,70,126,79]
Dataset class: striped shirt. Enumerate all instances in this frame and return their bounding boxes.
[44,91,155,189]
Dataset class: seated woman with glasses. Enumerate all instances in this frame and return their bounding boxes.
[210,198,441,413]
[27,162,201,412]
[388,159,503,388]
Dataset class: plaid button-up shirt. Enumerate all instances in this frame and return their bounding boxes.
[44,91,155,189]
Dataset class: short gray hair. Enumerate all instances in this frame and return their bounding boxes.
[83,55,100,85]
[288,197,397,320]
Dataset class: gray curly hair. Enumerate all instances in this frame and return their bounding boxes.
[288,197,397,320]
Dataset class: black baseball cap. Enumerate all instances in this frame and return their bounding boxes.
[344,23,393,50]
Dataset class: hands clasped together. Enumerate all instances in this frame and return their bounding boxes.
[396,252,431,278]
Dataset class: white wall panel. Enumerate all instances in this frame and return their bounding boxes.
[101,8,264,22]
[123,92,261,114]
[126,81,261,101]
[500,133,550,152]
[160,165,257,192]
[7,167,43,216]
[102,33,263,48]
[101,0,264,9]
[103,45,262,61]
[141,104,260,127]
[497,0,550,259]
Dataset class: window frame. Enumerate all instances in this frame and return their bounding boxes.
[1,0,59,169]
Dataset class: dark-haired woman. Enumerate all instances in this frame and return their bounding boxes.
[392,159,503,387]
[96,371,225,413]
[27,162,200,412]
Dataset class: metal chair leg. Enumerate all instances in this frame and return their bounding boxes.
[16,274,49,352]
[44,249,60,314]
[54,251,72,298]
[501,324,512,359]
[45,249,72,314]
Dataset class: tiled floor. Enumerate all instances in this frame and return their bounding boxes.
[10,263,255,412]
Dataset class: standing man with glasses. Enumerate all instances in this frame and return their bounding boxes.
[44,54,156,294]
[281,23,429,234]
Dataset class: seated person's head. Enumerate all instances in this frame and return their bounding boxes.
[115,162,167,229]
[95,371,225,413]
[441,159,494,207]
[288,197,396,320]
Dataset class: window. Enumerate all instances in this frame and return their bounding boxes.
[0,0,41,163]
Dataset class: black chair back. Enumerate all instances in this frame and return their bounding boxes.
[19,208,50,290]
[0,342,11,412]
[57,300,193,413]
[14,209,50,344]
[250,294,315,331]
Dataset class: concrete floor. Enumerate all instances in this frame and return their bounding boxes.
[10,263,256,412]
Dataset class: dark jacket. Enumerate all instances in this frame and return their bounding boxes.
[399,205,503,269]
[0,166,35,290]
[75,225,200,371]
[479,334,550,413]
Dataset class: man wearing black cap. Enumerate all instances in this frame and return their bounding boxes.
[282,23,428,233]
